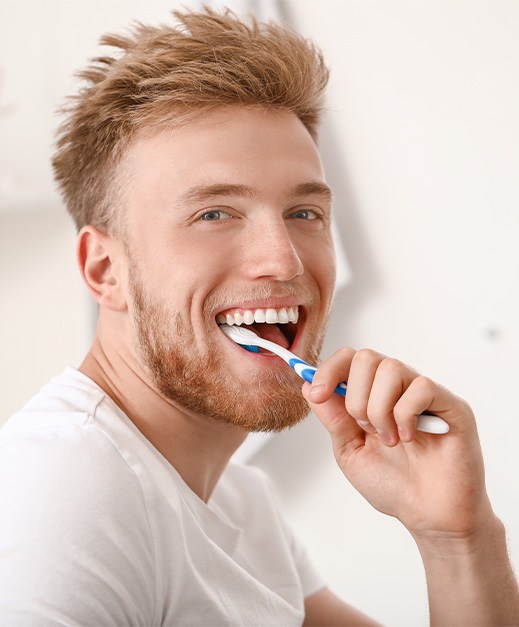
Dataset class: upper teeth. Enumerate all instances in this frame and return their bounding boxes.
[216,306,299,326]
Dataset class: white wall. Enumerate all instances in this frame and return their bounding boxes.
[0,210,91,418]
[251,2,519,625]
[1,2,518,625]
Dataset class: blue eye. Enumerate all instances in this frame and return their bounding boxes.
[289,208,319,220]
[199,209,232,221]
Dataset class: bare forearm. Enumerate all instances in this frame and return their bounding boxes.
[415,515,519,626]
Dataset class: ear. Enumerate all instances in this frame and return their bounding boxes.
[77,226,128,312]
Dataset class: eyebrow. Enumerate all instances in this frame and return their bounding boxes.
[289,182,333,202]
[178,181,333,205]
[178,183,256,205]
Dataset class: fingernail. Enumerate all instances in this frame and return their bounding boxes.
[398,426,412,441]
[358,420,376,434]
[378,430,396,446]
[309,383,325,398]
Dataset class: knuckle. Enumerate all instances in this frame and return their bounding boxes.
[345,399,367,421]
[458,396,473,415]
[331,346,356,361]
[378,357,404,377]
[352,348,380,367]
[413,375,435,393]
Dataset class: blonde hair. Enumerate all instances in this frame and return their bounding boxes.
[52,8,329,232]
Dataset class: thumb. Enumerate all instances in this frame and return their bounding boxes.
[302,382,364,455]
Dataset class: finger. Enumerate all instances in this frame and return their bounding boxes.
[392,378,425,442]
[345,349,386,434]
[308,347,356,404]
[302,381,365,457]
[367,357,418,446]
[393,375,475,440]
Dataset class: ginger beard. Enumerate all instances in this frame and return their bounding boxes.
[127,260,328,432]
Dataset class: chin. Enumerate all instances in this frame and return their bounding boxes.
[156,359,311,433]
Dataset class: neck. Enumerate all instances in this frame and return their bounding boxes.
[80,333,248,502]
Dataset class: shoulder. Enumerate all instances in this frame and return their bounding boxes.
[0,368,152,536]
[0,368,146,512]
[0,394,158,624]
[0,413,150,532]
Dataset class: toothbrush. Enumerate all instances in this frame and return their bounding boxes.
[220,324,449,435]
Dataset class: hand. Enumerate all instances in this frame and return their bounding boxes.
[301,348,494,541]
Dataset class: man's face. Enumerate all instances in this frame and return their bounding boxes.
[121,106,336,432]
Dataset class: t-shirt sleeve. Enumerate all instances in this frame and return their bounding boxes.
[0,422,157,626]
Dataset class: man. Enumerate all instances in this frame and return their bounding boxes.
[0,8,517,626]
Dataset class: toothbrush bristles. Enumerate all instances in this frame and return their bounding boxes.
[243,345,260,353]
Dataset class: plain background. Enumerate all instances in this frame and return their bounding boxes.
[1,2,518,624]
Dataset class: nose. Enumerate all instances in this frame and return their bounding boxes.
[240,218,304,281]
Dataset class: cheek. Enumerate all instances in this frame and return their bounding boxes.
[190,237,236,268]
[147,231,223,270]
[156,235,237,295]
[304,240,337,298]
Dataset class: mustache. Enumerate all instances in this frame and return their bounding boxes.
[204,282,315,315]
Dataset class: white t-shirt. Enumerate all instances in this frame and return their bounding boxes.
[0,368,324,626]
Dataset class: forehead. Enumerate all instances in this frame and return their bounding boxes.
[122,106,326,212]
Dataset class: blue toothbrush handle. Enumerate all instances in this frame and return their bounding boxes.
[289,358,347,395]
[288,358,449,434]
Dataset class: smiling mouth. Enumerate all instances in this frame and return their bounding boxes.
[216,306,301,353]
